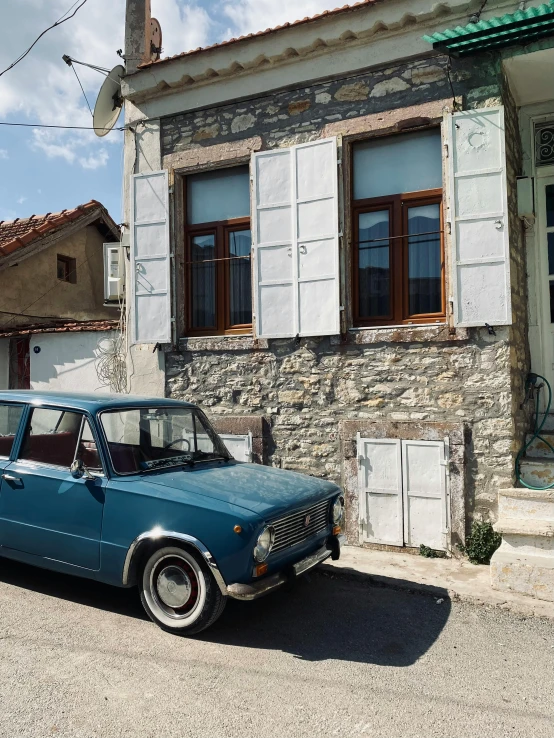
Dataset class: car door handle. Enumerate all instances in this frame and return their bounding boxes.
[1,474,22,483]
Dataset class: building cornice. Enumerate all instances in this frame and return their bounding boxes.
[122,0,522,115]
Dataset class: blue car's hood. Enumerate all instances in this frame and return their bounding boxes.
[144,461,340,519]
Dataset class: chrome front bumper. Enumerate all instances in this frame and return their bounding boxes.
[227,535,345,602]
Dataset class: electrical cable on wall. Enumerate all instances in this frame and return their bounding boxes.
[95,316,128,393]
[469,0,489,24]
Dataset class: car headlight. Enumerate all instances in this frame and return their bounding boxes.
[253,526,275,562]
[332,496,345,525]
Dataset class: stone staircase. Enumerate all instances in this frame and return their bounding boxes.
[490,411,554,602]
[491,488,554,602]
[517,412,554,488]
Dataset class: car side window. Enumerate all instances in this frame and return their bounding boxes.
[0,404,24,459]
[77,419,103,472]
[19,408,84,469]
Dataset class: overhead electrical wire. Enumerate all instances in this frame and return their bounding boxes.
[0,122,124,131]
[0,0,90,78]
[0,309,93,322]
[69,63,93,117]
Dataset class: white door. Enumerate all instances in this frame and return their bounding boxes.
[358,436,448,551]
[358,436,403,546]
[402,440,448,551]
[537,173,554,390]
[219,433,253,462]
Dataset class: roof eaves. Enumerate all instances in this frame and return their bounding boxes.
[0,319,120,339]
[0,200,120,261]
[136,0,383,71]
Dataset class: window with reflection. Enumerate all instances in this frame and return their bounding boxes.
[352,129,445,326]
[185,167,252,335]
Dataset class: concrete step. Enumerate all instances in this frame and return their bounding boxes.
[491,549,554,602]
[499,488,554,522]
[525,432,554,459]
[536,413,554,432]
[518,458,554,488]
[495,517,554,537]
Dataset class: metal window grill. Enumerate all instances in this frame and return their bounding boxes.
[536,123,554,167]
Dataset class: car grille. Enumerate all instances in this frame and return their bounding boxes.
[271,499,331,554]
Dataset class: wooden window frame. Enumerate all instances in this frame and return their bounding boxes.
[352,188,445,327]
[57,254,77,284]
[184,216,252,336]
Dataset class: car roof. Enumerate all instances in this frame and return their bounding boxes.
[0,390,195,413]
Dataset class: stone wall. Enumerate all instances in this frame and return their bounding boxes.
[502,68,532,491]
[162,55,498,155]
[162,51,529,542]
[167,327,514,536]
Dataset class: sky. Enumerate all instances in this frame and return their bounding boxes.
[0,0,342,225]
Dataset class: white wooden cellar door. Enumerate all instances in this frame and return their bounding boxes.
[357,436,449,551]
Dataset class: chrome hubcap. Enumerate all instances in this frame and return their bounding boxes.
[156,565,192,608]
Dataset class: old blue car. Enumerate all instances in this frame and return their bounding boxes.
[0,391,344,635]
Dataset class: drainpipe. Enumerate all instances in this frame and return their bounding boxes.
[124,0,151,75]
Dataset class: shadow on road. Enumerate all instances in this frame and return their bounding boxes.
[0,560,451,666]
[204,572,451,666]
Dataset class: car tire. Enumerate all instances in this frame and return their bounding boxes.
[139,545,227,635]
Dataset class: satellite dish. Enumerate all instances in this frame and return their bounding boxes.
[93,64,125,137]
[149,18,163,62]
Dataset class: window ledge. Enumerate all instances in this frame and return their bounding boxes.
[335,324,469,345]
[179,335,268,352]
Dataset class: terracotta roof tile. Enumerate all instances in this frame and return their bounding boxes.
[0,200,112,258]
[0,320,120,339]
[138,0,383,70]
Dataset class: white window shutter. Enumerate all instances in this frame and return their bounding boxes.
[130,170,171,344]
[401,440,448,551]
[447,106,511,327]
[357,436,403,546]
[252,137,340,338]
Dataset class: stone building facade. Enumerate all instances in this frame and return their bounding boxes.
[122,0,554,554]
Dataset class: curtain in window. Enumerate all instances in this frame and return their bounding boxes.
[229,230,252,326]
[358,211,390,318]
[191,235,216,329]
[407,204,441,315]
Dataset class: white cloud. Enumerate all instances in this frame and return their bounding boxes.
[222,0,338,37]
[31,129,77,164]
[79,149,109,170]
[17,196,27,205]
[0,0,337,174]
[0,1,216,170]
[0,0,127,168]
[153,2,213,56]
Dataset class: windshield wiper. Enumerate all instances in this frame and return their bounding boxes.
[191,450,232,463]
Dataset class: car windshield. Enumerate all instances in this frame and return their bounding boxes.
[100,406,231,474]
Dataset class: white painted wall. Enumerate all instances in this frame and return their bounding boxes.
[29,332,115,393]
[0,338,9,390]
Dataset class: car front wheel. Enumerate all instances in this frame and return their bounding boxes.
[139,545,227,635]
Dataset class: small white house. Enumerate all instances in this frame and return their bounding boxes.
[0,200,124,393]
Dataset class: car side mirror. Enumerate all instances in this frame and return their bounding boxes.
[70,459,94,480]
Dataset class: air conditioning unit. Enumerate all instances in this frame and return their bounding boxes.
[103,243,125,303]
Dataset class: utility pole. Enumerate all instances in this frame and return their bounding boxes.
[124,0,151,74]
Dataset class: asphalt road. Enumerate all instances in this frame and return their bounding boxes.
[0,559,552,738]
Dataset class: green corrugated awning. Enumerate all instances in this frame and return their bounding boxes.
[423,2,554,56]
